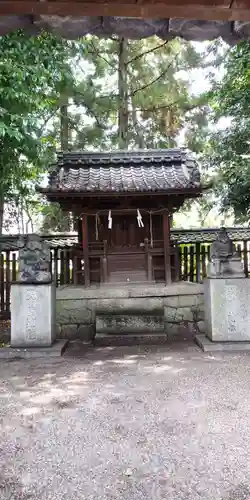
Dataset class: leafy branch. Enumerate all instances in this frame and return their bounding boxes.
[126,40,169,66]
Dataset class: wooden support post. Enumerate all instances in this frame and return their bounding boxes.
[102,240,108,282]
[163,213,171,284]
[145,238,153,281]
[82,215,90,286]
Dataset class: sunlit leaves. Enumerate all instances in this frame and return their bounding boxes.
[207,41,250,221]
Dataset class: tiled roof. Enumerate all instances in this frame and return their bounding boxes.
[0,234,79,252]
[42,149,201,194]
[170,228,250,243]
[1,228,250,251]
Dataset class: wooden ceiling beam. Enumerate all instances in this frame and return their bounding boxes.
[0,0,249,22]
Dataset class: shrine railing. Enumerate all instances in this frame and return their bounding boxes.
[1,227,250,318]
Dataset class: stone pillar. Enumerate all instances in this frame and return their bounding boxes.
[11,234,56,348]
[205,278,250,341]
[11,283,56,347]
[204,228,250,342]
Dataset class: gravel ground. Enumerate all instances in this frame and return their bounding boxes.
[1,342,250,500]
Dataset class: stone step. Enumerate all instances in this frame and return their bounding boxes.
[96,313,164,335]
[94,333,169,347]
[108,274,147,283]
[101,280,155,287]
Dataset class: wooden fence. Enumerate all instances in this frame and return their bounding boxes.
[1,228,250,319]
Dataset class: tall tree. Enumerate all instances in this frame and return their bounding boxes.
[70,36,207,151]
[0,31,76,233]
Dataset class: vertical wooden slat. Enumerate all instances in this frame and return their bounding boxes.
[189,246,194,282]
[82,215,90,286]
[183,246,188,281]
[163,213,171,284]
[5,251,10,314]
[69,250,73,284]
[178,246,182,280]
[237,243,242,260]
[195,242,201,283]
[0,253,4,314]
[54,249,58,286]
[201,245,206,280]
[248,244,250,278]
[65,250,70,284]
[73,255,78,285]
[243,241,248,278]
[174,243,180,282]
[207,244,211,263]
[49,249,53,280]
[12,253,17,282]
[60,250,65,285]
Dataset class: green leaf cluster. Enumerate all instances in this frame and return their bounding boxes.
[207,42,250,222]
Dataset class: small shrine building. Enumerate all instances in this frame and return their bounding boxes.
[39,148,202,287]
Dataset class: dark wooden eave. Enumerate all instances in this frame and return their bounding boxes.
[0,2,250,42]
[1,0,250,21]
[39,188,202,200]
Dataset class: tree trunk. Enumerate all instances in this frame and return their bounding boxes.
[118,38,129,149]
[131,97,145,149]
[60,98,69,151]
[20,201,25,234]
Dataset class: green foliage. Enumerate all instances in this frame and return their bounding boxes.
[40,203,71,233]
[0,31,77,231]
[207,42,250,222]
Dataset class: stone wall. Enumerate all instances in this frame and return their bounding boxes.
[56,283,205,341]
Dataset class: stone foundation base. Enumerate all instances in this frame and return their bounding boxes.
[195,334,250,352]
[56,282,204,341]
[0,340,68,360]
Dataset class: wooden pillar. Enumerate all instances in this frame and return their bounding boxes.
[145,238,153,281]
[77,218,83,244]
[163,213,171,284]
[82,215,90,286]
[102,240,108,283]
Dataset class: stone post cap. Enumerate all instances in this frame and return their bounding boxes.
[18,234,52,284]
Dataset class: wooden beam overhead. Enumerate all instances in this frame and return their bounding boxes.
[0,0,249,22]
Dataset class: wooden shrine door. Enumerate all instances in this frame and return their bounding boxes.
[107,214,148,282]
[108,215,145,249]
